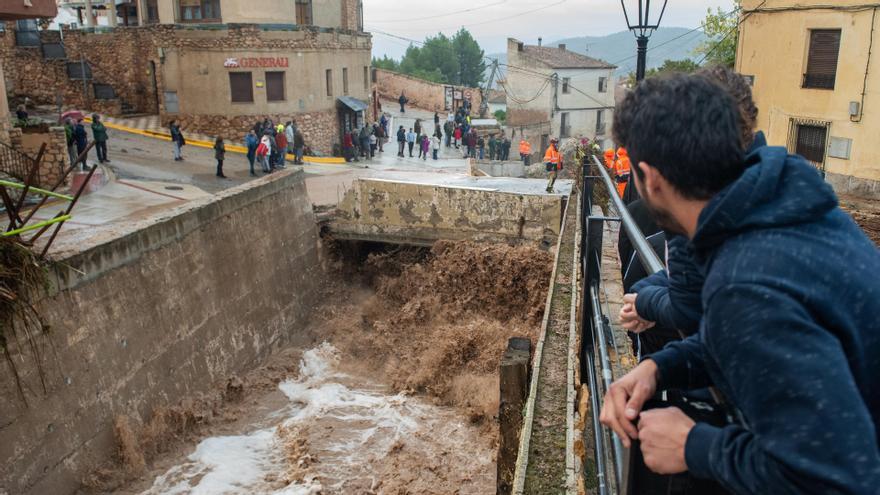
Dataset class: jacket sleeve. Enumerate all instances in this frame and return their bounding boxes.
[684,283,880,494]
[631,269,669,294]
[647,333,711,391]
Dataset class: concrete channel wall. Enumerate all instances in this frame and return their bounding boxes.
[0,170,322,495]
[329,177,566,248]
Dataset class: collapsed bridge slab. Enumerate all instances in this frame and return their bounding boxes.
[326,175,573,248]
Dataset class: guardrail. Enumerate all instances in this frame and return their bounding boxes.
[578,154,665,494]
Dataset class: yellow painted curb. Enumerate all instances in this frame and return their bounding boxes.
[86,118,347,164]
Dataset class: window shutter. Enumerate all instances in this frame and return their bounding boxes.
[266,72,285,101]
[229,72,253,103]
[804,29,841,89]
[795,124,827,163]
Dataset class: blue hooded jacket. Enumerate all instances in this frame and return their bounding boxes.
[631,132,769,335]
[649,145,880,494]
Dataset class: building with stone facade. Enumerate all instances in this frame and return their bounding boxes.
[2,0,371,154]
[737,0,880,198]
[503,38,615,153]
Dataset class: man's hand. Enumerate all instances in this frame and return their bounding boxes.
[638,407,695,475]
[599,359,659,447]
[620,293,656,333]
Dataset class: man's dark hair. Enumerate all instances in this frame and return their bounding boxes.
[696,65,759,150]
[613,74,746,200]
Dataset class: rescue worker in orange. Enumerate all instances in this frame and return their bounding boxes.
[613,147,631,198]
[544,138,562,193]
[519,139,532,166]
[603,148,616,170]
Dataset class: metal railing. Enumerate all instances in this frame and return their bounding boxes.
[0,141,38,184]
[578,154,665,494]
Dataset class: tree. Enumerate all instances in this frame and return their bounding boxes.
[452,28,486,87]
[372,55,399,71]
[493,109,506,123]
[370,29,486,87]
[626,59,700,86]
[694,0,740,67]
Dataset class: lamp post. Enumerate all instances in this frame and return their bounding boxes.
[620,0,669,81]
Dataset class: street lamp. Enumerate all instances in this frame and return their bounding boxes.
[620,0,669,81]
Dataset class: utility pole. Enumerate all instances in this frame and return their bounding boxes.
[480,59,499,118]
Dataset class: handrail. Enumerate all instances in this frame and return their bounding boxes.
[591,155,664,274]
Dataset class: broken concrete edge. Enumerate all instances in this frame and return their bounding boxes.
[45,169,309,293]
[511,192,573,495]
[566,190,583,494]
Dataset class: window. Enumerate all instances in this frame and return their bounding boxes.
[93,84,116,100]
[357,0,364,31]
[598,77,607,93]
[803,29,841,89]
[67,61,92,80]
[561,77,570,94]
[795,124,828,164]
[266,72,285,101]
[229,72,253,103]
[363,66,369,91]
[145,0,159,23]
[342,68,349,95]
[296,0,313,25]
[560,112,569,138]
[596,110,606,134]
[326,69,333,97]
[15,19,40,47]
[179,0,221,21]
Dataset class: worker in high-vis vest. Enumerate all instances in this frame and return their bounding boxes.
[604,148,616,170]
[544,138,562,193]
[613,147,631,198]
[519,139,532,166]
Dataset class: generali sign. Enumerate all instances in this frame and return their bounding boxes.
[224,57,289,68]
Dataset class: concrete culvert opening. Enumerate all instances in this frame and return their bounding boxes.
[112,238,554,494]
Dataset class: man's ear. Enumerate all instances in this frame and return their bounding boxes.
[638,161,662,196]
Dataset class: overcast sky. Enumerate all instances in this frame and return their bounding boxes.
[367,0,736,59]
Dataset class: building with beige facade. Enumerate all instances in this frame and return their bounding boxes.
[503,38,615,152]
[737,0,880,197]
[3,0,371,153]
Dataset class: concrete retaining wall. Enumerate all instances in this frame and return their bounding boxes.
[329,177,564,248]
[0,170,322,495]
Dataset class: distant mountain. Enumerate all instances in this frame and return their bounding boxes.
[485,27,706,84]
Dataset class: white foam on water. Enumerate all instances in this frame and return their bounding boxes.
[140,343,476,494]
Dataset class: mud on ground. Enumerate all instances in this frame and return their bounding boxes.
[840,194,880,246]
[96,240,553,494]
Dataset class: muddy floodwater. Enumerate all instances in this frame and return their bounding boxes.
[136,344,494,494]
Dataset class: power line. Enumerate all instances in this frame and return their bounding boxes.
[369,0,507,23]
[367,0,566,33]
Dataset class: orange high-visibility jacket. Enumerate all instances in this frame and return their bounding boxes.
[603,148,616,169]
[519,140,531,154]
[544,145,561,169]
[614,148,631,177]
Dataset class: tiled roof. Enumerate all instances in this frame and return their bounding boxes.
[521,45,616,69]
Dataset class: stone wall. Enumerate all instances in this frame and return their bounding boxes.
[171,108,338,156]
[8,126,70,187]
[0,170,323,495]
[374,68,483,114]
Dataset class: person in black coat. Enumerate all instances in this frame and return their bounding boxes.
[74,119,88,168]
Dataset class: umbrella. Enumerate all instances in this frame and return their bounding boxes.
[61,110,85,123]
